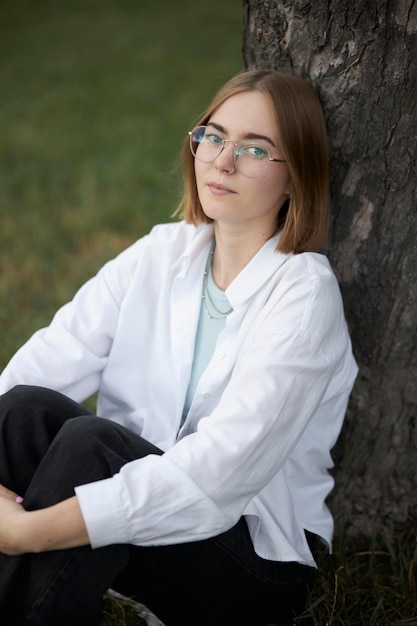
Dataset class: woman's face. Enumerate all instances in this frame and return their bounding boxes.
[194,90,291,237]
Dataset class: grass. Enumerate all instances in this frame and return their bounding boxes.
[297,525,417,625]
[102,593,148,626]
[0,0,243,367]
[1,2,416,625]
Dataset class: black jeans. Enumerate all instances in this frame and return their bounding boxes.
[0,385,315,626]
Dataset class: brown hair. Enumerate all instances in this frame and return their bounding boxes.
[175,69,330,254]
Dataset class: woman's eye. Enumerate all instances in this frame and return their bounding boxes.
[245,145,268,159]
[205,132,223,145]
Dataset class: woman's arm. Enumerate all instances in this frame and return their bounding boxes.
[0,237,144,401]
[0,493,89,556]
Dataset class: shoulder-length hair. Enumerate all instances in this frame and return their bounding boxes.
[175,69,330,254]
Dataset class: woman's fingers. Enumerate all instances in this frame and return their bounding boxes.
[0,483,20,501]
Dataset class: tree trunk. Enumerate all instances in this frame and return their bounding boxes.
[243,0,417,539]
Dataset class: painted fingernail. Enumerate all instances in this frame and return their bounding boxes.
[15,496,24,504]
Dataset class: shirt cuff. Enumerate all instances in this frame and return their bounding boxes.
[75,476,128,548]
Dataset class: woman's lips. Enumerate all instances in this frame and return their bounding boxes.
[207,182,235,195]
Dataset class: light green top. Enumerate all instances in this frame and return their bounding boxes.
[181,248,232,424]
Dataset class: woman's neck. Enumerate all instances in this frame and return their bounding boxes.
[211,224,274,290]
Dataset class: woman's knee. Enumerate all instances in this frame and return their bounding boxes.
[45,416,142,486]
[27,416,118,496]
[0,384,51,410]
[54,416,128,462]
[0,385,90,436]
[54,415,105,448]
[0,387,97,459]
[55,416,162,470]
[0,386,57,432]
[0,385,82,416]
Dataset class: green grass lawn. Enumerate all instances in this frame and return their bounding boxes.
[0,0,243,365]
[1,2,416,625]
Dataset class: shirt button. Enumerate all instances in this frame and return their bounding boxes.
[202,392,210,399]
[218,351,225,359]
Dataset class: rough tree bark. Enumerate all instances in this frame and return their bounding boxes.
[243,0,417,539]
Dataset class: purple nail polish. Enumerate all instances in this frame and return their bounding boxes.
[15,496,24,504]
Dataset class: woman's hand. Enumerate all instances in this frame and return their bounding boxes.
[0,483,21,502]
[0,494,90,556]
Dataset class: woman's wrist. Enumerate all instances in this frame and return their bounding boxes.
[14,497,90,554]
[4,505,29,555]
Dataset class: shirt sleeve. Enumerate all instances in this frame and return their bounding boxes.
[0,240,143,401]
[75,263,355,548]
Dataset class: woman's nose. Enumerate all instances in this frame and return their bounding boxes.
[214,141,236,173]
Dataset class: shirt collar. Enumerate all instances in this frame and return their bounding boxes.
[226,231,292,306]
[171,223,292,305]
[170,223,214,277]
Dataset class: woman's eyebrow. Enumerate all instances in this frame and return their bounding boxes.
[207,121,276,148]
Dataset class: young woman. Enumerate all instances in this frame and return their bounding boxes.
[0,69,357,626]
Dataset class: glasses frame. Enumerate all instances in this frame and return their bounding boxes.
[188,125,287,178]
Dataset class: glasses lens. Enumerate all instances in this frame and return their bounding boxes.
[234,142,270,178]
[189,127,273,177]
[189,126,223,162]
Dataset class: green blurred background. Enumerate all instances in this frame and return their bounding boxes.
[0,0,243,369]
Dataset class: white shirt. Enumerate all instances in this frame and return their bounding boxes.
[0,221,358,567]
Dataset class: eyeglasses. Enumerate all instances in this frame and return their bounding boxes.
[188,125,286,178]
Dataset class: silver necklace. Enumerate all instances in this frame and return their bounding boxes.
[202,245,233,319]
